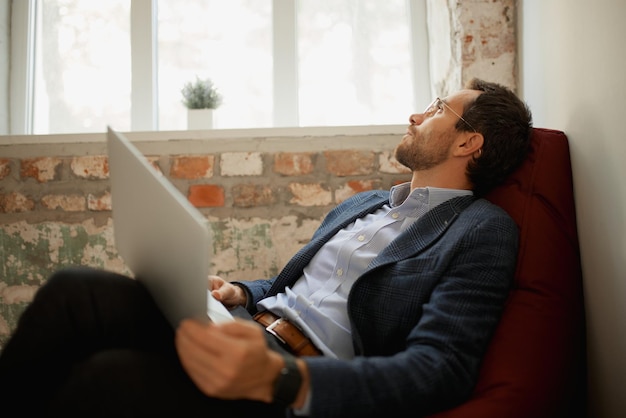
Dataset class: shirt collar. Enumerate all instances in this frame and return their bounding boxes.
[389,182,473,212]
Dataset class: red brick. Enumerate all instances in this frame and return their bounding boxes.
[233,184,275,207]
[146,157,163,174]
[170,155,214,179]
[0,159,11,180]
[379,151,411,174]
[188,184,225,207]
[0,192,35,213]
[289,183,332,207]
[87,191,112,211]
[71,156,109,179]
[324,150,374,176]
[335,180,380,203]
[274,153,314,176]
[21,157,63,182]
[221,152,263,176]
[41,194,86,212]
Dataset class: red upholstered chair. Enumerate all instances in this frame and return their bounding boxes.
[427,128,587,418]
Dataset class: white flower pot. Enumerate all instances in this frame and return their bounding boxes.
[187,108,214,130]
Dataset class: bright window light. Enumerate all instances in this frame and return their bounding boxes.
[15,0,428,134]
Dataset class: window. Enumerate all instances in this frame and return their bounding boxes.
[11,0,430,134]
[34,0,132,133]
[157,0,273,130]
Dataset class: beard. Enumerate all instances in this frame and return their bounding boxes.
[395,129,454,171]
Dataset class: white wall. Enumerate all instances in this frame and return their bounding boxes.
[520,1,626,417]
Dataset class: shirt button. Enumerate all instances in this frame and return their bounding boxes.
[391,213,399,219]
[357,234,365,241]
[337,268,344,277]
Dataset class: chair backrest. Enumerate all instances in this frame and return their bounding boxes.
[427,128,587,418]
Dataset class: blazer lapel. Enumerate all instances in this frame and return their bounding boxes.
[367,195,476,270]
[267,192,390,295]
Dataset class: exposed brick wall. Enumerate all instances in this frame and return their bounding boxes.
[0,144,409,218]
[0,132,410,348]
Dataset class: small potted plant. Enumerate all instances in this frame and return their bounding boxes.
[181,76,223,129]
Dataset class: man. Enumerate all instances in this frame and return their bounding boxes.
[0,79,532,417]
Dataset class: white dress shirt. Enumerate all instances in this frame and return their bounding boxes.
[258,184,473,359]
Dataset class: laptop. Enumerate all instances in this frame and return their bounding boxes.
[106,127,233,327]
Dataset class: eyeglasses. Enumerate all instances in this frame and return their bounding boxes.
[424,97,477,133]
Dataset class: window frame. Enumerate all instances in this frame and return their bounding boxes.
[10,0,37,134]
[10,0,430,135]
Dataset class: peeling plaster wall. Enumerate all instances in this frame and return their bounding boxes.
[0,215,321,342]
[428,0,517,96]
[0,219,127,337]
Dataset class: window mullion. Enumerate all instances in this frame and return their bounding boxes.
[10,0,37,135]
[273,0,298,127]
[409,0,431,111]
[131,0,158,131]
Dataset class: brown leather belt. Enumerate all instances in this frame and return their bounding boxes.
[253,311,322,357]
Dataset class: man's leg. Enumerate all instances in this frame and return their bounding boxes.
[0,267,176,413]
[0,267,284,417]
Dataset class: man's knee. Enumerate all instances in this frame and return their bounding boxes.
[40,267,133,299]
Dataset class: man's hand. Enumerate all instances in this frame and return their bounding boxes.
[208,275,247,308]
[176,319,284,402]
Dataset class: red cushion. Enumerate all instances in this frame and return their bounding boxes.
[428,128,586,418]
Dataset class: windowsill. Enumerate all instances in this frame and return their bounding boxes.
[0,125,406,145]
[0,125,406,158]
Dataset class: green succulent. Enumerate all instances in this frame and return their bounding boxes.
[181,77,223,109]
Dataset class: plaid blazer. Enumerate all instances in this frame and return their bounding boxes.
[241,190,518,418]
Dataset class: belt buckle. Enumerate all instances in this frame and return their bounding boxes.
[265,317,287,345]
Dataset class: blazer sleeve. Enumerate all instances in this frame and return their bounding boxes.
[303,205,518,417]
[233,277,275,312]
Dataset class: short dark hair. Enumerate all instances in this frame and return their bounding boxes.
[457,78,533,196]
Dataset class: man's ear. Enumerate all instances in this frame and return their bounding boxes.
[453,132,484,157]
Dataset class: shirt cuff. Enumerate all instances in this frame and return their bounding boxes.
[292,388,312,416]
[231,282,255,312]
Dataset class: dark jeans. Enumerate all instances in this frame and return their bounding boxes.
[0,267,286,417]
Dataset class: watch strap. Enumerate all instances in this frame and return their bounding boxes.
[273,354,302,407]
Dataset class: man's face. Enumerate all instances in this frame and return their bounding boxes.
[395,89,479,171]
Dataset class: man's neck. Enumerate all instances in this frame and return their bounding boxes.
[409,170,472,192]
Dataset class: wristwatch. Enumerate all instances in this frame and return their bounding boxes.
[273,354,303,407]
